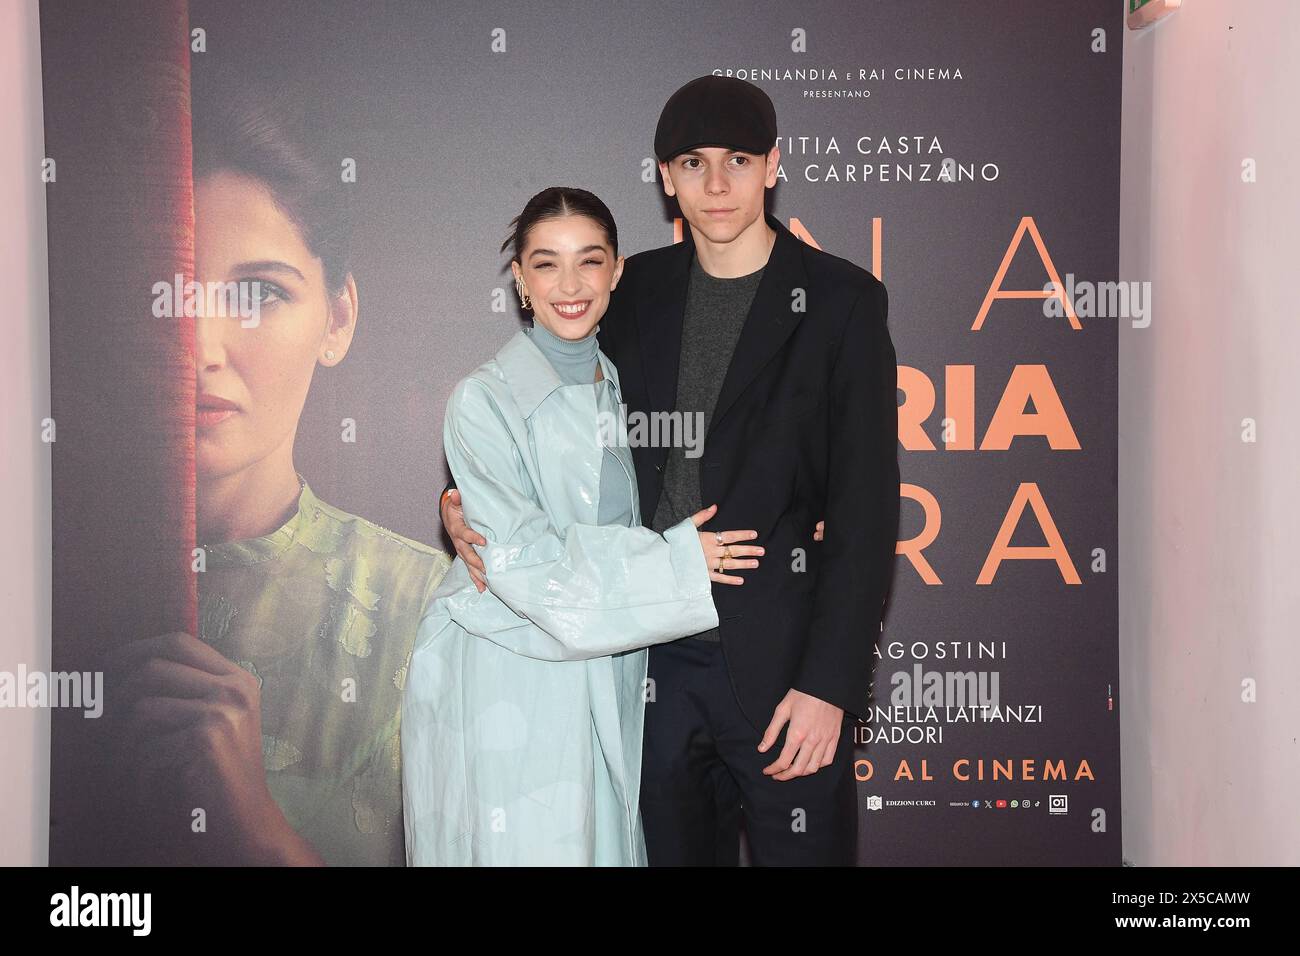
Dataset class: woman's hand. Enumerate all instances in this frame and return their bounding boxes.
[102,632,325,865]
[692,503,764,585]
[441,488,488,592]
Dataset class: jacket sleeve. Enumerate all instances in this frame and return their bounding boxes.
[436,376,719,662]
[793,280,900,719]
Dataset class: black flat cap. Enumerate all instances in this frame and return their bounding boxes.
[654,75,777,164]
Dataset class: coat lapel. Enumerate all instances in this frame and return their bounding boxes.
[497,328,564,418]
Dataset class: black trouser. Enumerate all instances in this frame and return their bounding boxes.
[639,637,857,866]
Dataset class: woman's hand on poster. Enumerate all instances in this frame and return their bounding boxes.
[813,519,825,541]
[441,488,488,592]
[102,632,325,865]
[694,504,763,585]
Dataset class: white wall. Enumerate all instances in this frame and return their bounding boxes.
[0,0,51,867]
[1119,0,1300,865]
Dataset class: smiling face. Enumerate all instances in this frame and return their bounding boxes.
[193,169,357,480]
[511,214,624,340]
[659,145,780,243]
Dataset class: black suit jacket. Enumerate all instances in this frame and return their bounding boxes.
[598,211,900,727]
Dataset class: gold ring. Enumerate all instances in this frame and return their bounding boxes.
[723,545,732,560]
[715,557,724,573]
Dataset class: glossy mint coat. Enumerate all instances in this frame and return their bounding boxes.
[402,329,718,866]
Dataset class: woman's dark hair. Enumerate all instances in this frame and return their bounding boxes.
[191,67,353,293]
[501,187,618,262]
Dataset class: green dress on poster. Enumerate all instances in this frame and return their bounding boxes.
[197,475,452,866]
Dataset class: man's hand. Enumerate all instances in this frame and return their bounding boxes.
[757,688,845,781]
[441,488,488,592]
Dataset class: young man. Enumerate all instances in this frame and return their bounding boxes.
[442,75,899,865]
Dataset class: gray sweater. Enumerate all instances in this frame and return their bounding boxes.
[649,254,765,640]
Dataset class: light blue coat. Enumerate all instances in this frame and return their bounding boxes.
[402,329,718,866]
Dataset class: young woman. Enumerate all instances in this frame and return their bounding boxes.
[402,188,764,866]
[101,73,450,866]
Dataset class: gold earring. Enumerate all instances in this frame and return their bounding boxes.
[515,277,532,310]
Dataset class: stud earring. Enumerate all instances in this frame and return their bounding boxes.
[324,350,335,360]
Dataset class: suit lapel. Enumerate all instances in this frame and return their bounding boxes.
[707,213,808,442]
[636,212,809,441]
[634,229,692,416]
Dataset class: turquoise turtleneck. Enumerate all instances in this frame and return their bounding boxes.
[525,319,635,530]
[525,319,600,385]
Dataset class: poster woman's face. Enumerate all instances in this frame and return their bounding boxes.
[193,169,355,479]
[511,215,624,341]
